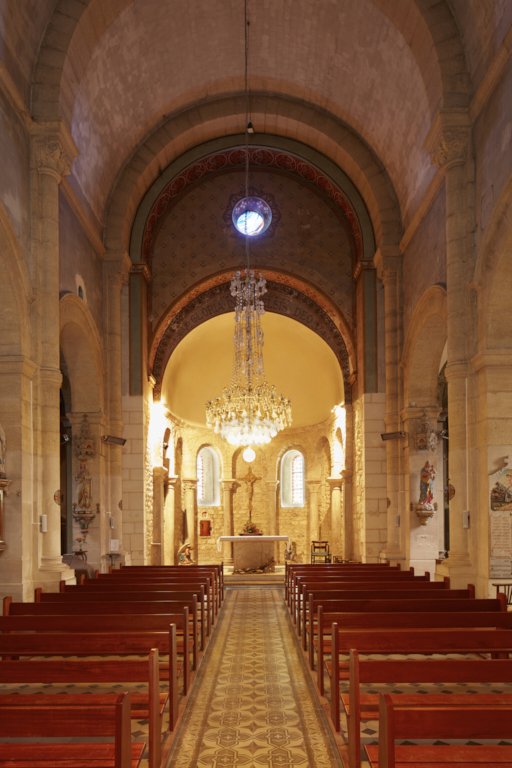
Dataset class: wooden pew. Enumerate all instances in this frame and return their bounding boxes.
[0,620,192,695]
[56,579,215,635]
[311,596,506,692]
[0,648,168,768]
[299,582,472,643]
[286,563,402,608]
[291,571,429,623]
[96,570,220,615]
[294,575,444,631]
[346,651,512,768]
[366,694,512,768]
[0,605,201,671]
[310,605,512,670]
[117,564,224,603]
[329,625,512,732]
[0,691,144,768]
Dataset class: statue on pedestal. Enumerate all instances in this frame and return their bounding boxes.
[413,460,438,525]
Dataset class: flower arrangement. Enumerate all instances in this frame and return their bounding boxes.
[76,536,86,551]
[242,519,260,534]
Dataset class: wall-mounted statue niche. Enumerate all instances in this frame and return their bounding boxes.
[0,423,12,555]
[72,415,99,549]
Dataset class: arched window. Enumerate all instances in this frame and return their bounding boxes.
[281,449,305,507]
[196,447,220,506]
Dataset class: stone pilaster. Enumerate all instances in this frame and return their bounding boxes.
[103,252,131,554]
[374,247,404,562]
[221,479,236,564]
[428,120,472,572]
[152,465,167,564]
[328,477,343,558]
[32,123,77,579]
[306,480,321,554]
[341,469,353,561]
[163,475,178,564]
[266,479,279,561]
[183,478,198,554]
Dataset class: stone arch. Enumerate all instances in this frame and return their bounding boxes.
[59,293,105,413]
[0,203,33,357]
[150,269,356,405]
[32,1,465,129]
[104,96,401,255]
[401,285,447,407]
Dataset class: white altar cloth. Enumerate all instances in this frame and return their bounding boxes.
[217,535,291,570]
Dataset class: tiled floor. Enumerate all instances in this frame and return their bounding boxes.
[168,586,343,768]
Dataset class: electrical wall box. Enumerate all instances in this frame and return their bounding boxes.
[463,510,470,529]
[110,517,115,529]
[40,514,47,533]
[395,514,400,527]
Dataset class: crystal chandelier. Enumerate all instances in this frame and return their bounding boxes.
[205,0,292,448]
[206,270,292,446]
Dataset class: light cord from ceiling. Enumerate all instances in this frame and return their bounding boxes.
[244,0,250,271]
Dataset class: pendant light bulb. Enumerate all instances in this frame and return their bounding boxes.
[243,446,256,462]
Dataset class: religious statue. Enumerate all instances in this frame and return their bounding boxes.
[178,542,194,565]
[0,422,6,479]
[75,461,92,511]
[414,460,438,525]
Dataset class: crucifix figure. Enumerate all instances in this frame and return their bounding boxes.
[240,465,261,516]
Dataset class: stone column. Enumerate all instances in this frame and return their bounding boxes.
[341,469,353,561]
[266,479,279,561]
[429,123,472,570]
[306,480,321,556]
[152,466,167,565]
[32,124,77,578]
[183,479,197,554]
[328,477,343,558]
[221,479,236,564]
[374,248,403,562]
[103,253,130,554]
[163,475,178,564]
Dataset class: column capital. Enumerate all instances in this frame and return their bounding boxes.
[222,479,237,491]
[103,251,132,287]
[265,479,279,491]
[445,360,469,382]
[373,246,402,281]
[167,474,179,487]
[327,476,343,490]
[425,114,471,170]
[183,478,198,492]
[153,465,168,479]
[32,121,78,180]
[306,479,322,489]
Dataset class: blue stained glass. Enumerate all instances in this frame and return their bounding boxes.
[236,210,265,236]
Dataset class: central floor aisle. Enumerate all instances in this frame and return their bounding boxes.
[168,586,342,768]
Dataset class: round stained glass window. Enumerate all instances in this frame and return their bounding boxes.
[232,196,272,236]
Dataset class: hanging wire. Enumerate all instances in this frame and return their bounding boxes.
[244,0,250,271]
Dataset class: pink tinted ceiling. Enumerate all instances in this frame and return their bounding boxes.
[66,0,434,231]
[0,0,55,103]
[448,0,512,92]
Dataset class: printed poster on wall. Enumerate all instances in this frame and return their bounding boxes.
[489,456,512,578]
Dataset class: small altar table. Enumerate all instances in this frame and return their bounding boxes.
[217,535,290,570]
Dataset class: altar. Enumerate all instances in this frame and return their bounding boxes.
[217,535,291,570]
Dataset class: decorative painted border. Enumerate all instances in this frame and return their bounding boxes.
[141,147,363,264]
[150,271,355,404]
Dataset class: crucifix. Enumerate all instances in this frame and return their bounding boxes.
[240,465,261,517]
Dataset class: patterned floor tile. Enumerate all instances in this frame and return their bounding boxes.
[168,587,342,768]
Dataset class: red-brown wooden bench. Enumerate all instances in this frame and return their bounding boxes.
[286,563,402,608]
[346,651,512,768]
[0,647,167,768]
[0,691,144,768]
[366,694,512,768]
[116,564,224,604]
[329,625,512,731]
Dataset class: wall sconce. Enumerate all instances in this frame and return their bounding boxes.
[102,435,127,446]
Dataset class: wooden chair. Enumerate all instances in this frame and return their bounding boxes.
[311,541,331,564]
